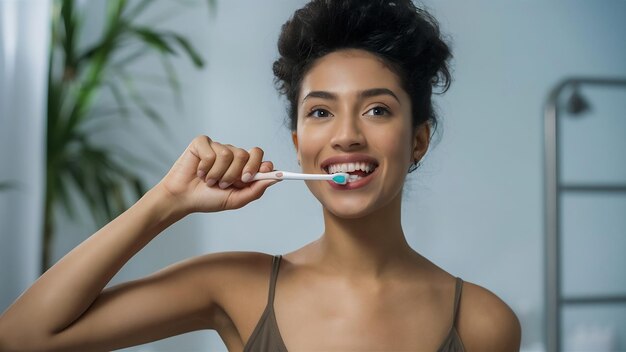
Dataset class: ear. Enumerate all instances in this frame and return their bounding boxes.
[291,131,299,151]
[412,123,430,162]
[291,131,301,165]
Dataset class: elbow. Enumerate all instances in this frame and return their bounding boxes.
[0,337,54,352]
[0,328,19,352]
[0,330,23,352]
[0,318,10,351]
[0,321,53,352]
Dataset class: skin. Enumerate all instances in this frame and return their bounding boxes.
[0,49,521,351]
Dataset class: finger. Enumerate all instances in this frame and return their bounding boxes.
[204,142,234,186]
[217,147,250,189]
[192,137,217,179]
[231,160,280,188]
[259,160,274,173]
[241,147,264,182]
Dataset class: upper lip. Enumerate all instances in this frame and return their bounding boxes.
[320,154,380,172]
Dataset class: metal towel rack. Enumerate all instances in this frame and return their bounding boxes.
[544,77,626,352]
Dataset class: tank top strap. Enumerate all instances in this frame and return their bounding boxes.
[451,277,464,325]
[267,255,282,305]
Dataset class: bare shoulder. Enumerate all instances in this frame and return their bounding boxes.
[456,280,521,352]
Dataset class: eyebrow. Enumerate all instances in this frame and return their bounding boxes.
[301,88,400,105]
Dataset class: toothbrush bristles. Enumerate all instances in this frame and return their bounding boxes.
[329,172,359,185]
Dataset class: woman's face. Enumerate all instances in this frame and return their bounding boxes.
[292,49,429,219]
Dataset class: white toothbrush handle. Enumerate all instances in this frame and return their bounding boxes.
[250,171,335,182]
[250,171,283,181]
[281,171,333,181]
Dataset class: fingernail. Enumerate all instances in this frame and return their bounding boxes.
[206,178,217,187]
[218,181,231,189]
[260,165,270,172]
[241,172,252,183]
[197,170,207,178]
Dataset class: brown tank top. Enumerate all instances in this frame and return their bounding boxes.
[243,255,465,352]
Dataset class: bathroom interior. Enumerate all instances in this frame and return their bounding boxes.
[1,1,625,351]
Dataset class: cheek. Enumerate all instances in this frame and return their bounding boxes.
[296,125,330,169]
[377,126,413,168]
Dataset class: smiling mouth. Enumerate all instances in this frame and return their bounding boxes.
[323,164,378,183]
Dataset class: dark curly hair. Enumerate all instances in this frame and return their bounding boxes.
[273,0,452,141]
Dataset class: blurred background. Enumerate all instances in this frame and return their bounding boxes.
[1,0,625,351]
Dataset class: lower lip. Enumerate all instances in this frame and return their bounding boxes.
[325,167,378,190]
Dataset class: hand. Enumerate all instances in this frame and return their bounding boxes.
[156,135,279,214]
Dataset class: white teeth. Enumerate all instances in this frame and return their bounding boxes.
[347,175,362,183]
[326,162,377,174]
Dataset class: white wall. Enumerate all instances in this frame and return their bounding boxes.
[0,0,49,315]
[2,1,625,351]
[425,2,626,350]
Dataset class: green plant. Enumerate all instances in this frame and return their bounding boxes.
[45,0,211,273]
[0,182,17,191]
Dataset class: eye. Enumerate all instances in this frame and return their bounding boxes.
[364,106,390,117]
[306,108,333,118]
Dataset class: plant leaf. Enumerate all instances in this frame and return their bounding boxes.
[106,0,128,31]
[160,56,182,108]
[61,0,78,69]
[206,0,217,18]
[132,178,147,199]
[118,72,166,128]
[95,174,113,222]
[103,81,130,119]
[0,181,18,191]
[132,27,176,55]
[168,33,204,67]
[65,156,97,221]
[78,43,103,63]
[111,47,150,68]
[124,0,152,20]
[56,173,76,219]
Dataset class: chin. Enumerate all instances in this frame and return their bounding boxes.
[320,196,382,219]
[324,205,374,219]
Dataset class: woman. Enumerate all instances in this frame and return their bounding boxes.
[0,0,521,351]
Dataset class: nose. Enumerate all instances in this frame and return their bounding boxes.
[330,114,366,150]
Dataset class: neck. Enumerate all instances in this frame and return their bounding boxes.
[314,193,416,278]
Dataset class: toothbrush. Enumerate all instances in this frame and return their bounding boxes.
[250,171,358,185]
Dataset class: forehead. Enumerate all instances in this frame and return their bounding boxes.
[299,49,405,101]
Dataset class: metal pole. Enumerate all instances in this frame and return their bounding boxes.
[544,82,561,352]
[544,77,626,352]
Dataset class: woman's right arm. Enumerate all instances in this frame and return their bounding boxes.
[0,135,279,351]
